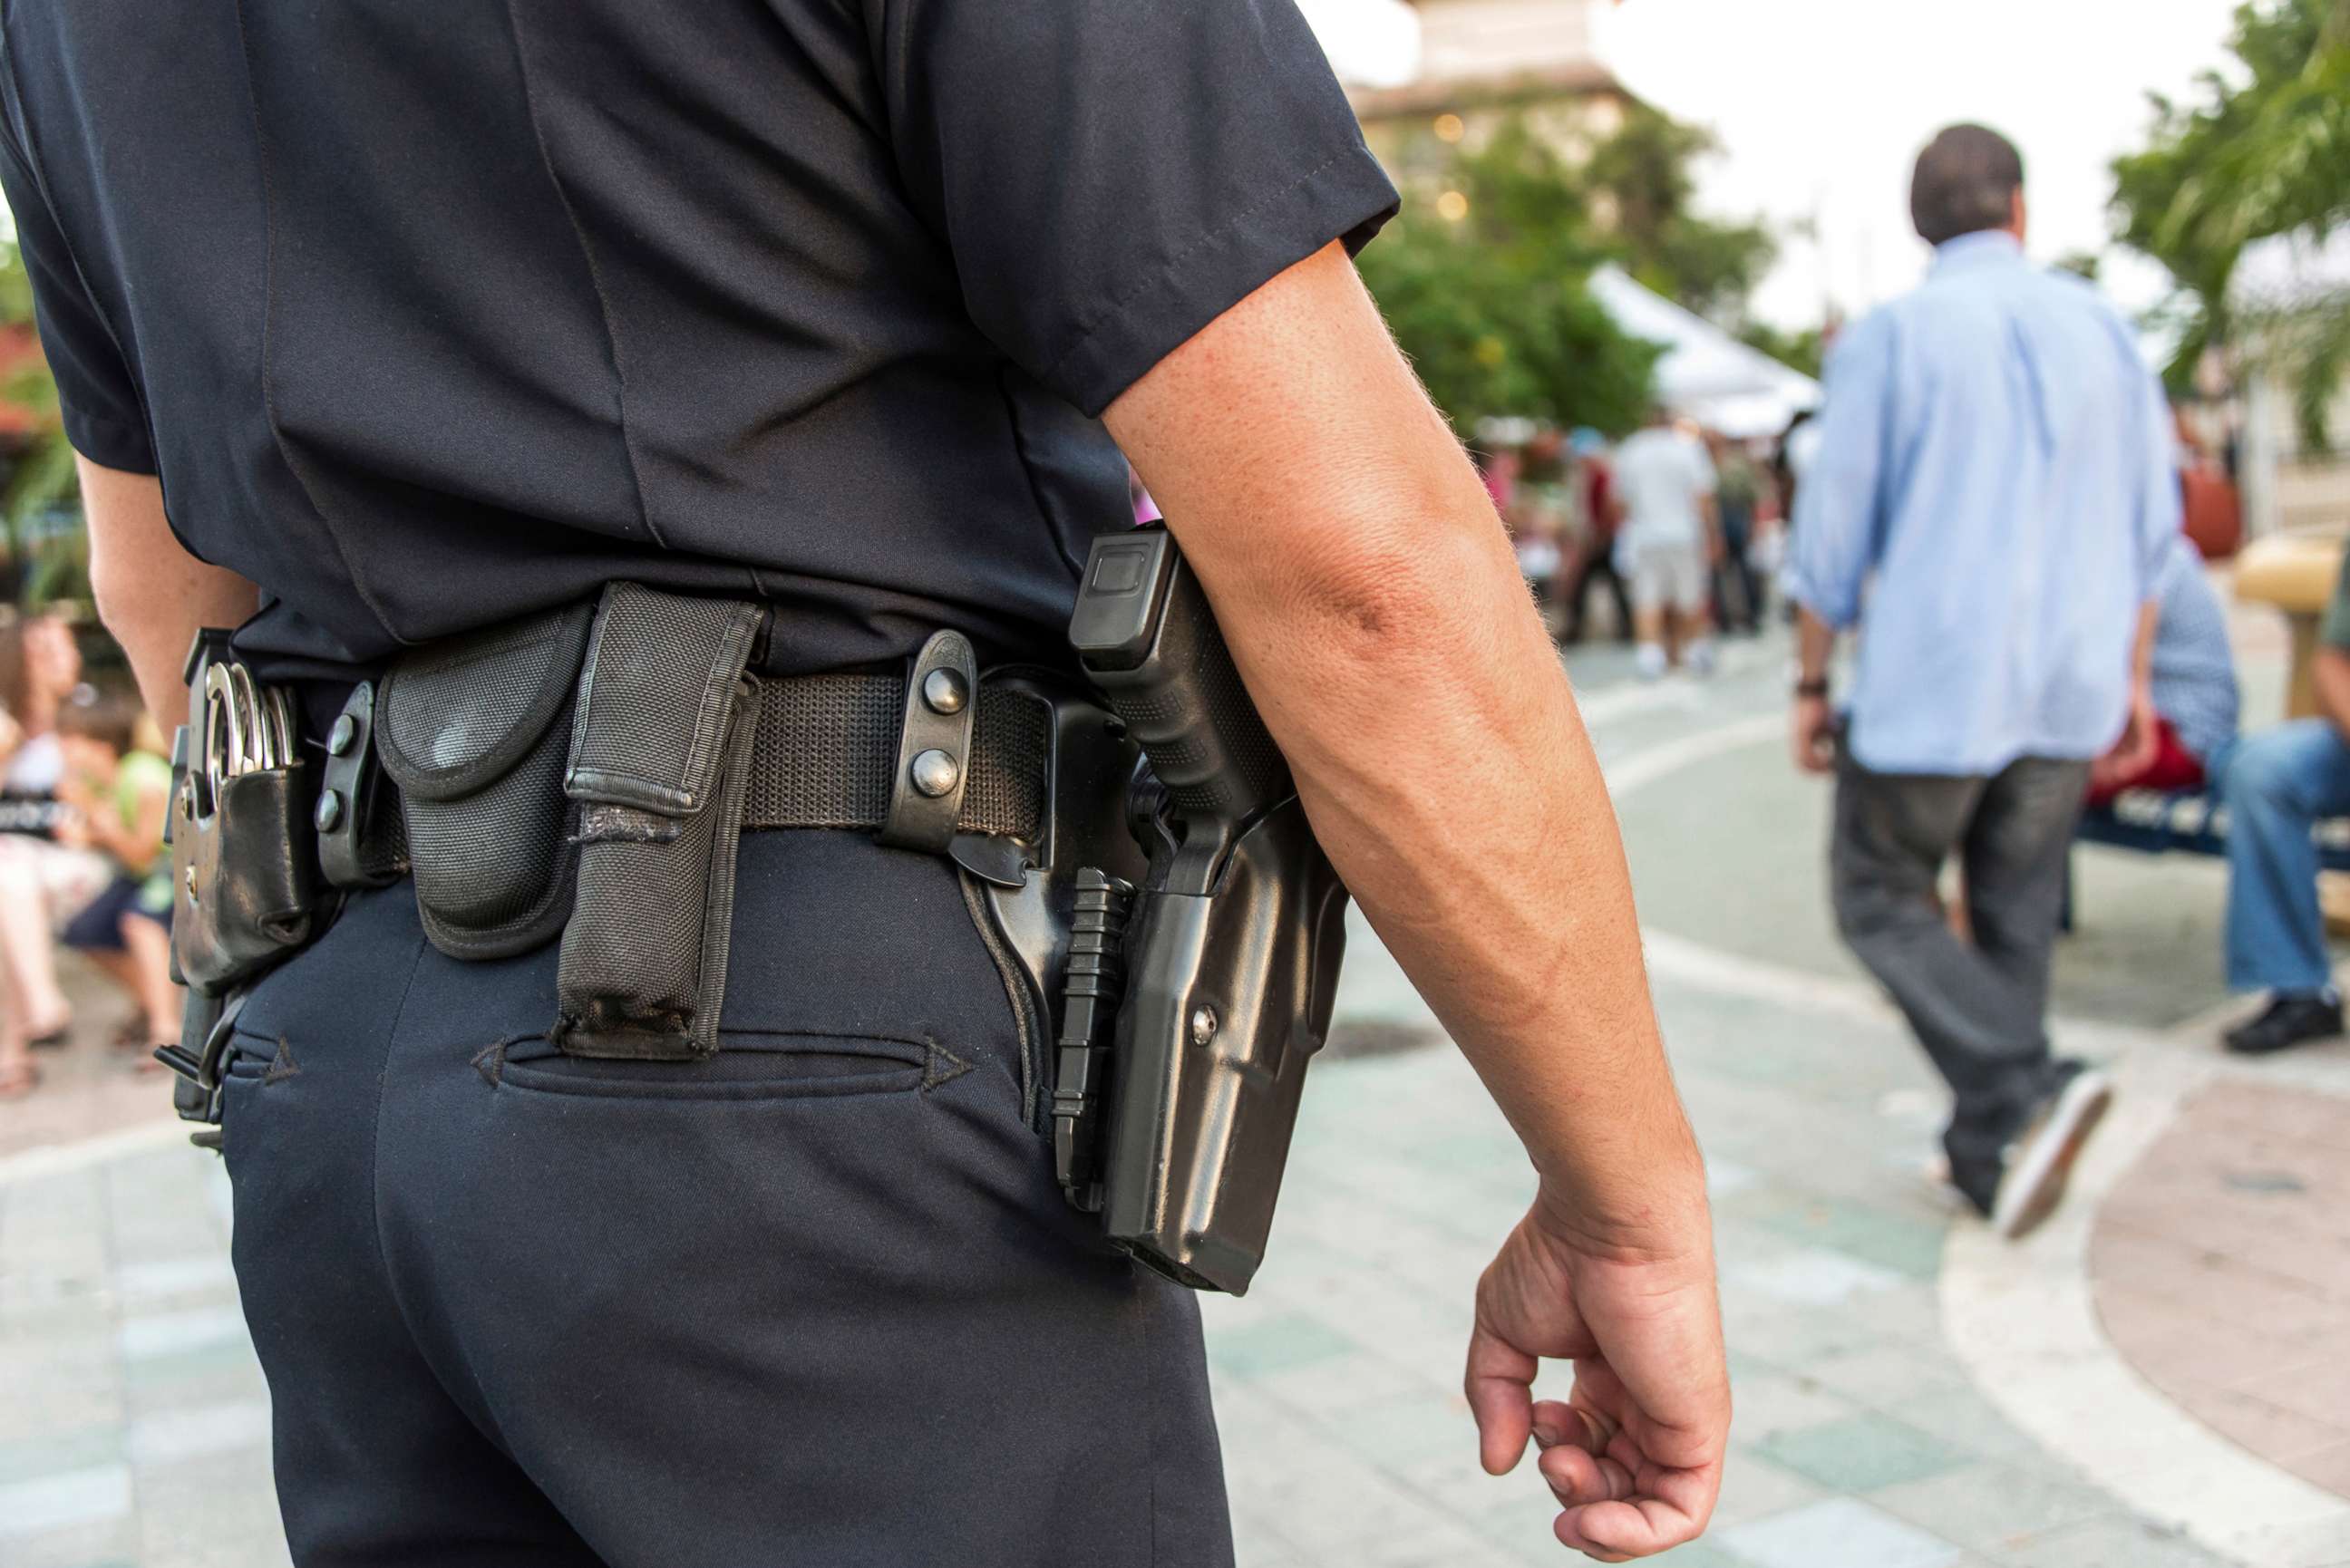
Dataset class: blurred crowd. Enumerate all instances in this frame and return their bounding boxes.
[1481,414,1784,674]
[0,611,178,1099]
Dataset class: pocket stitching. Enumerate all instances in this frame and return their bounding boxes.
[485,1030,943,1104]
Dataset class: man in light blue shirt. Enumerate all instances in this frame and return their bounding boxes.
[1787,125,2177,1238]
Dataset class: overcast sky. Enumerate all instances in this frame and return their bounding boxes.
[1307,0,2250,329]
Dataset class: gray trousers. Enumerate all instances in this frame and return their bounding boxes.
[1830,756,2088,1179]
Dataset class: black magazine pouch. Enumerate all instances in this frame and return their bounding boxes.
[553,584,763,1061]
[374,604,595,961]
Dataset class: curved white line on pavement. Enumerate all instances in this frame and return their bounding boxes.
[1600,711,1785,799]
[1638,928,1896,1029]
[1590,705,2350,1566]
[1940,1024,2350,1568]
[1570,640,1781,730]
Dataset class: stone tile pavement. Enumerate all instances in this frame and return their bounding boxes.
[2092,1079,2350,1500]
[2,626,2345,1567]
[1205,963,2256,1568]
[1,1136,289,1568]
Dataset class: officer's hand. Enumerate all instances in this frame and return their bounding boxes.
[1466,1196,1728,1561]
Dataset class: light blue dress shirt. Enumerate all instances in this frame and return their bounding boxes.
[1791,231,2180,776]
[2146,533,2238,768]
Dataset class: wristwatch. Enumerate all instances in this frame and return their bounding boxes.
[1794,677,1830,700]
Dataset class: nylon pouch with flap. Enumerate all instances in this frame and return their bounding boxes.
[374,605,595,961]
[553,584,763,1061]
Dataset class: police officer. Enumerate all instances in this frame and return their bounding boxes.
[2,0,1728,1561]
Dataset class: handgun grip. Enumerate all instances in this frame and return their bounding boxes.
[1070,527,1288,888]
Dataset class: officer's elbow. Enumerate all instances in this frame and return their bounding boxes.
[1253,514,1523,684]
[88,547,143,645]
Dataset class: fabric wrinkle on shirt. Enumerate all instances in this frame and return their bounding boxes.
[1788,231,2181,777]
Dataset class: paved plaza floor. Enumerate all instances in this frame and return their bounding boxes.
[5,613,2350,1567]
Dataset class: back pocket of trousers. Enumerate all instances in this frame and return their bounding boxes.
[490,1032,935,1101]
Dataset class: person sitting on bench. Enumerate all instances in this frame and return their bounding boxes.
[2086,531,2238,808]
[2222,547,2350,1055]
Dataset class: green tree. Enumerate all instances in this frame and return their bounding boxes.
[1579,105,1778,324]
[1355,106,1794,436]
[1355,120,1661,438]
[0,231,83,606]
[2112,0,2350,440]
[1735,322,1824,381]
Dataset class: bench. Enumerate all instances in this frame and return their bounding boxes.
[2074,786,2350,871]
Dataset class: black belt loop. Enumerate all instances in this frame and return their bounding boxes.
[879,630,980,854]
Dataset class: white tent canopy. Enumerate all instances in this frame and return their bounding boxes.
[1587,264,1821,439]
[2231,227,2350,315]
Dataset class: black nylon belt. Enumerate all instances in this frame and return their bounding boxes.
[743,674,1047,839]
[335,669,1052,886]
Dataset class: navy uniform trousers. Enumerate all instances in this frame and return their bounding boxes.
[219,828,1233,1567]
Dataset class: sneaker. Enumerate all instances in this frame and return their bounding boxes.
[1918,1153,1970,1215]
[1991,1066,2114,1241]
[1634,643,1667,681]
[1686,639,1718,676]
[2223,992,2345,1056]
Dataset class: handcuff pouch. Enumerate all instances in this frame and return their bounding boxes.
[375,604,594,961]
[169,635,317,995]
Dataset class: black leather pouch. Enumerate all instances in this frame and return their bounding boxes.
[169,636,317,996]
[375,604,595,960]
[554,583,763,1061]
[170,760,317,995]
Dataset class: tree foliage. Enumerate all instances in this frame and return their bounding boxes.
[1580,105,1778,324]
[0,236,83,607]
[1356,106,1786,438]
[1735,322,1824,381]
[2111,0,2350,438]
[1356,120,1659,438]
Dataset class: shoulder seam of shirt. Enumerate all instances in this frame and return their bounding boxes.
[1039,145,1359,392]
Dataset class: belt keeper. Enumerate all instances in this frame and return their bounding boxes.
[316,682,404,890]
[879,629,978,854]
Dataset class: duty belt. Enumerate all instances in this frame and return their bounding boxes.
[164,534,1351,1297]
[315,667,1062,896]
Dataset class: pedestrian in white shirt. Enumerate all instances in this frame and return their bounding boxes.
[1611,407,1720,677]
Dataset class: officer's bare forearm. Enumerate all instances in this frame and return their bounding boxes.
[80,457,258,731]
[1106,245,1703,1249]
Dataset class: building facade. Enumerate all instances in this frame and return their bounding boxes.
[1347,0,1633,190]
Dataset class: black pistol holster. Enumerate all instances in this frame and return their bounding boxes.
[1052,524,1350,1296]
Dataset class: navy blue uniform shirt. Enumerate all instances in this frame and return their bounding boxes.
[0,0,1396,682]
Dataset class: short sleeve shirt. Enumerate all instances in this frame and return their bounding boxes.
[0,0,1396,682]
[1611,429,1717,551]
